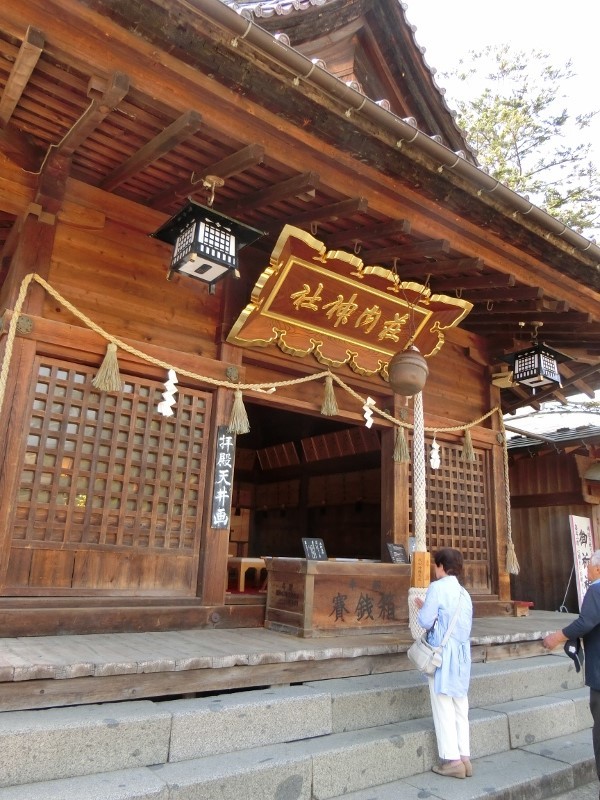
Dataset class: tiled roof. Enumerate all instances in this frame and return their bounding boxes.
[507,424,600,450]
[221,0,474,157]
[223,0,327,19]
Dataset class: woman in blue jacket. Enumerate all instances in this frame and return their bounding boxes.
[415,548,473,779]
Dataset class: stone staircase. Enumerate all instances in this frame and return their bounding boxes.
[0,652,594,799]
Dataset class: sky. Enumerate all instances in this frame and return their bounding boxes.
[403,0,600,214]
[403,0,598,124]
[403,1,600,432]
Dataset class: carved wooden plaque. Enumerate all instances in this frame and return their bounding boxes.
[228,226,472,378]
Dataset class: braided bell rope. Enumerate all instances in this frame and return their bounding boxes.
[412,391,427,553]
[0,274,518,573]
[408,586,428,640]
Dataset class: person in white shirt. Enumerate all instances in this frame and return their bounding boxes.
[415,547,473,779]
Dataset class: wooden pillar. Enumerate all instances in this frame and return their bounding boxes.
[490,392,511,601]
[0,152,69,588]
[197,341,241,604]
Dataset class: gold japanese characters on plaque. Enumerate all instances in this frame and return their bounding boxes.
[227,226,472,378]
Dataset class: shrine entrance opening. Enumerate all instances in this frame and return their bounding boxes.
[229,403,382,565]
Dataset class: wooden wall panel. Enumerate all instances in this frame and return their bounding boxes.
[511,452,581,497]
[510,503,587,613]
[509,451,592,612]
[424,338,492,424]
[47,214,222,360]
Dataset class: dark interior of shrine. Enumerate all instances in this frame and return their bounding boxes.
[231,403,382,562]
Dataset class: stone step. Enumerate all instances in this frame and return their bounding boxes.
[305,652,583,733]
[0,728,592,800]
[335,728,595,800]
[0,700,171,790]
[0,653,590,796]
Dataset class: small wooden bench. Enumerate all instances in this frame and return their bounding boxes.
[227,557,266,592]
[514,600,534,617]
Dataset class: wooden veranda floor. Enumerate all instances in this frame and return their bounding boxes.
[0,611,576,712]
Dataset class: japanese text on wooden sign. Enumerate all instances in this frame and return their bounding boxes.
[569,515,595,608]
[210,426,236,529]
[387,542,409,563]
[302,537,328,560]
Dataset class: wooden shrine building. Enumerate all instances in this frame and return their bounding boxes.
[0,0,599,636]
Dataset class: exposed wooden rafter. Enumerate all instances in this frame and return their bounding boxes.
[100,110,203,191]
[362,239,449,263]
[401,257,484,279]
[323,218,411,248]
[263,197,369,232]
[433,274,516,292]
[56,72,130,159]
[149,143,265,209]
[460,286,545,303]
[0,26,44,128]
[221,171,320,214]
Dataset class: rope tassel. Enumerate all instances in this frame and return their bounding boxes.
[461,428,476,462]
[506,539,520,575]
[92,342,122,392]
[320,373,339,416]
[393,426,410,462]
[228,387,250,434]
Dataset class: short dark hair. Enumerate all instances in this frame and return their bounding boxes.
[434,548,464,577]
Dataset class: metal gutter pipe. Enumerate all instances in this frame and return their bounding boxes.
[193,0,600,266]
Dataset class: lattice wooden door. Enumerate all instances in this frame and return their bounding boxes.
[409,437,494,594]
[2,357,212,595]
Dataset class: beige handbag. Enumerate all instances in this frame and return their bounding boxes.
[407,590,463,675]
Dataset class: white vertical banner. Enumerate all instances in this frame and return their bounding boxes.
[569,515,595,608]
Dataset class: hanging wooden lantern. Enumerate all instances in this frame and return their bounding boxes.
[388,346,429,396]
[512,342,563,390]
[151,199,264,288]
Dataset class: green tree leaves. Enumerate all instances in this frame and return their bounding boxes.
[449,45,599,234]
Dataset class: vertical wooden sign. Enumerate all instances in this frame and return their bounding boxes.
[569,515,595,608]
[210,426,236,529]
[411,551,431,588]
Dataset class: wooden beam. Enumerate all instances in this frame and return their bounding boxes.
[459,286,544,303]
[149,143,265,209]
[467,310,592,325]
[510,491,584,507]
[401,257,484,278]
[503,385,541,413]
[0,26,44,127]
[0,124,44,172]
[362,239,450,263]
[558,364,596,399]
[56,72,130,158]
[263,197,369,233]
[221,171,320,214]
[323,218,411,249]
[433,274,516,292]
[100,109,203,191]
[467,300,546,315]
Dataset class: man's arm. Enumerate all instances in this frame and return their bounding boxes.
[543,585,600,650]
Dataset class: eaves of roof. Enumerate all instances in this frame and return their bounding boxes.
[224,0,474,158]
[506,424,600,451]
[206,0,600,272]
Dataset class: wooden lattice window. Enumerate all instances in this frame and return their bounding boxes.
[13,358,211,553]
[409,438,491,562]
